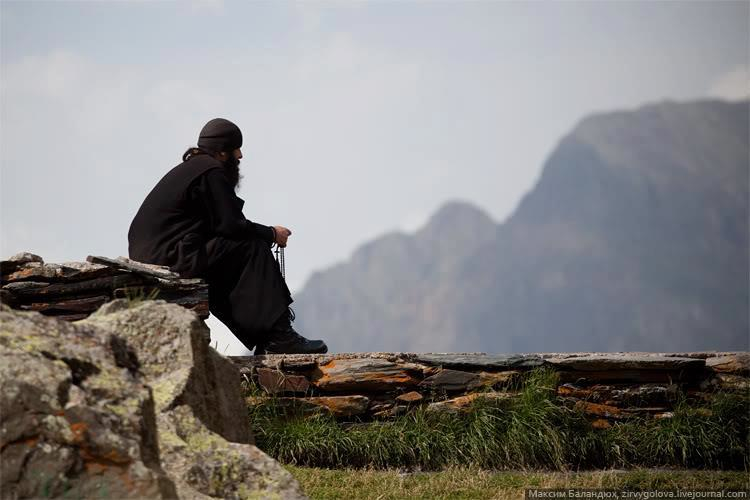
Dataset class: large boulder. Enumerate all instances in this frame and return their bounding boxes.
[0,304,176,499]
[84,300,251,445]
[1,300,305,499]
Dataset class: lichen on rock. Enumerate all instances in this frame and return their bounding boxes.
[0,300,305,499]
[0,304,175,499]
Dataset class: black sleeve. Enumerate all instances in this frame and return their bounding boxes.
[192,169,275,244]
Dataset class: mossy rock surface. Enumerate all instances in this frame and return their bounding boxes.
[0,303,175,498]
[1,301,305,499]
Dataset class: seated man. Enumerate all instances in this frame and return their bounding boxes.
[128,118,327,355]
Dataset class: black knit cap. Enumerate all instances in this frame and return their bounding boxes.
[197,118,243,153]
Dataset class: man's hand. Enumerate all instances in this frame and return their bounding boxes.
[272,226,292,247]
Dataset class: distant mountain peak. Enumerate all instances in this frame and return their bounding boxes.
[567,98,750,176]
[419,200,495,235]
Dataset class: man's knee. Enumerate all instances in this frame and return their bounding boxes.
[205,236,277,279]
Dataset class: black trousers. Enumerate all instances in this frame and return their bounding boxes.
[202,236,292,351]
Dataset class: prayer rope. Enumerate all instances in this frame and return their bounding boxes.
[274,245,285,280]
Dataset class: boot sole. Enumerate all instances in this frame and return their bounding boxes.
[254,345,328,355]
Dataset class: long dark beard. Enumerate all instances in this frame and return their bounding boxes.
[223,156,242,191]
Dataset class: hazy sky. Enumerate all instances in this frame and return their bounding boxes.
[1,0,748,353]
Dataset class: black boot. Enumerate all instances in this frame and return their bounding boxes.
[254,308,328,355]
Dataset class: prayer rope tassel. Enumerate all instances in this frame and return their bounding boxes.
[274,245,285,281]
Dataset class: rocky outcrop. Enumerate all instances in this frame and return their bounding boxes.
[1,253,209,322]
[235,351,749,423]
[1,301,305,499]
[0,303,175,498]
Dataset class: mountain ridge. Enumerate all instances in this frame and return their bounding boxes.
[295,99,749,353]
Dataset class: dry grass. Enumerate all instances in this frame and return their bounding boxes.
[287,467,750,500]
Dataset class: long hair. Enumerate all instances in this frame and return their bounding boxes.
[183,146,209,162]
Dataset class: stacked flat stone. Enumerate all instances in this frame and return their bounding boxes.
[0,252,208,321]
[232,352,749,425]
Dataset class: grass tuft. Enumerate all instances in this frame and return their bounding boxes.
[123,286,160,306]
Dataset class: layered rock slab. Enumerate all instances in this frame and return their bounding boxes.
[248,396,371,418]
[311,358,423,392]
[413,353,544,370]
[1,253,209,321]
[256,368,311,395]
[546,354,705,371]
[705,353,750,375]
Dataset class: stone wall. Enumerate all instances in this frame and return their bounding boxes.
[1,253,208,321]
[233,352,749,425]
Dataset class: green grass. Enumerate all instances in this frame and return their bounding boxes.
[286,467,750,500]
[122,286,160,306]
[248,368,749,471]
[612,391,750,469]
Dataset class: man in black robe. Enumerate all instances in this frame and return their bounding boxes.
[128,118,327,355]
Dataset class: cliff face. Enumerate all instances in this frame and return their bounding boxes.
[295,99,749,353]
